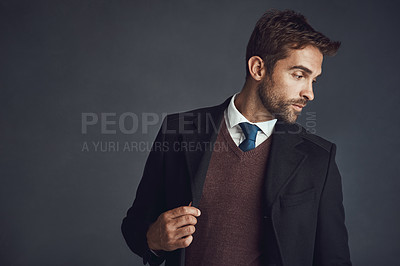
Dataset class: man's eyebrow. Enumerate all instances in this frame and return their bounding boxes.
[289,65,322,78]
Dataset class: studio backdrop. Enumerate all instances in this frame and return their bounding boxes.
[1,0,399,265]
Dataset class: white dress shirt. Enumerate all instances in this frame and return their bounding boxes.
[224,92,277,147]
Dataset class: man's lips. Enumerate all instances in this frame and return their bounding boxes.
[292,104,305,111]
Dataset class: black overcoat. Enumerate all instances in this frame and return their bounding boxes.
[121,95,352,266]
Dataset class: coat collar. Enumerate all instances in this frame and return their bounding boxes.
[182,95,307,208]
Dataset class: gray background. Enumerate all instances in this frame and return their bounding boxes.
[1,0,399,265]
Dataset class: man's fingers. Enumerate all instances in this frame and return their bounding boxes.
[167,206,201,219]
[176,235,193,249]
[175,225,196,239]
[149,206,199,252]
[173,214,197,228]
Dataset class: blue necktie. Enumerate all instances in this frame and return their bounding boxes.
[238,122,261,152]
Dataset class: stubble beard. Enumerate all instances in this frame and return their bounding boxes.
[257,76,303,124]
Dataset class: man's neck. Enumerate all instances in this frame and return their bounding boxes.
[234,86,275,123]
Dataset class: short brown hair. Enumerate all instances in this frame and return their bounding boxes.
[245,9,341,79]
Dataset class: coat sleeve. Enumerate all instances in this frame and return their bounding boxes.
[121,116,169,265]
[313,143,352,266]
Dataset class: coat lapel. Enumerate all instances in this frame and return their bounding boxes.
[263,121,307,209]
[183,96,232,207]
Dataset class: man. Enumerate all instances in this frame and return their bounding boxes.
[122,9,352,266]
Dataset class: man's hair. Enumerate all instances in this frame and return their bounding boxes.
[245,9,341,79]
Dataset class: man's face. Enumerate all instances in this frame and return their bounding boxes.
[257,45,323,124]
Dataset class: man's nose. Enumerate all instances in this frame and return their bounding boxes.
[301,82,314,101]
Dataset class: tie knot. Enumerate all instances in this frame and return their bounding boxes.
[239,122,261,141]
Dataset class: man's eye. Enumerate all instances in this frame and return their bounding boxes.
[294,74,303,79]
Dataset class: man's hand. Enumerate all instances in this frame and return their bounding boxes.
[146,204,201,252]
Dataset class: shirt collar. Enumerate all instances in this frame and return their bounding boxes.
[226,92,277,137]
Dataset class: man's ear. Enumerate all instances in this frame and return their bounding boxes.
[247,56,266,81]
